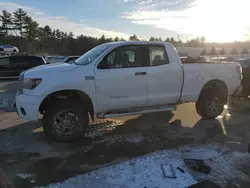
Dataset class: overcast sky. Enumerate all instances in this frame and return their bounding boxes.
[0,0,250,42]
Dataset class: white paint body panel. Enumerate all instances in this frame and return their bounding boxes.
[182,62,241,102]
[15,41,242,121]
[95,67,148,112]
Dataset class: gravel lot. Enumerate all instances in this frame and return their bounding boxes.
[1,80,250,187]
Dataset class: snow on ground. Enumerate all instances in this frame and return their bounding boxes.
[0,81,19,111]
[0,89,16,111]
[16,173,35,179]
[0,99,14,110]
[42,143,250,188]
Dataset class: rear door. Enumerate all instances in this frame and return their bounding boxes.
[146,44,183,105]
[0,57,12,78]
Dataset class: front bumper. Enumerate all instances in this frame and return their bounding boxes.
[15,92,43,121]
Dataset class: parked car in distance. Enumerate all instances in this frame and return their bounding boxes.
[0,55,46,79]
[237,59,250,97]
[0,45,19,53]
[63,56,80,63]
[15,41,242,142]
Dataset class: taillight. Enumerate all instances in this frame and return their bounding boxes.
[236,65,242,80]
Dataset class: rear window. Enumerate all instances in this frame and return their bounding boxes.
[148,45,169,66]
[31,56,45,65]
[11,56,45,66]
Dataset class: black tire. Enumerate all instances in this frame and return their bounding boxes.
[43,100,89,142]
[13,49,17,52]
[196,90,225,119]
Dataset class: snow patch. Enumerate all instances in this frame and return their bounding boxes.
[42,143,250,188]
[16,173,35,179]
[0,93,15,111]
[126,135,144,143]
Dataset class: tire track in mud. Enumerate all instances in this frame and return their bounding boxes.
[83,119,145,144]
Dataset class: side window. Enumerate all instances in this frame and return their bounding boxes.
[31,57,44,65]
[0,57,10,65]
[11,56,43,66]
[98,45,143,69]
[148,45,169,66]
[11,56,29,65]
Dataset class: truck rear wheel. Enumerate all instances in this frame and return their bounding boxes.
[43,100,89,142]
[195,90,224,119]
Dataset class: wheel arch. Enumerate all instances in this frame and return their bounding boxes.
[198,79,228,104]
[39,89,95,121]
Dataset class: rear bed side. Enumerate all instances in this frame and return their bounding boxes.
[181,62,242,102]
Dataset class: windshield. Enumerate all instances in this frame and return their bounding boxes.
[75,44,113,65]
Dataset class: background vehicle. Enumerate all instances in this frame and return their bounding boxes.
[237,59,250,97]
[15,41,242,141]
[46,56,67,64]
[0,45,19,53]
[181,56,210,64]
[0,55,46,79]
[63,56,80,63]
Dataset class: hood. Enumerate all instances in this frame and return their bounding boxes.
[24,63,78,76]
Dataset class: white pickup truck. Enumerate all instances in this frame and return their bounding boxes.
[15,41,242,141]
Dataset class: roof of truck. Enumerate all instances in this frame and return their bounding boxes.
[105,41,173,46]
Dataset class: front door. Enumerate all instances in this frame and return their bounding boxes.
[95,45,148,112]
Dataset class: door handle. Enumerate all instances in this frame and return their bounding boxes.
[135,72,147,76]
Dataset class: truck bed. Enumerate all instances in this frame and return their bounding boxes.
[181,62,241,102]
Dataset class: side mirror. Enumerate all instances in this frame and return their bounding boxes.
[97,58,109,69]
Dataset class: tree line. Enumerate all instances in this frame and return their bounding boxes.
[201,47,249,56]
[0,8,249,55]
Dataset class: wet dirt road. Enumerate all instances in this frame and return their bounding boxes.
[1,104,250,187]
[1,80,250,187]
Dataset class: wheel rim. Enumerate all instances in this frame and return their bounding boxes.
[207,97,221,116]
[53,111,80,137]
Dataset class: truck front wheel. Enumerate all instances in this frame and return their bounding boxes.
[43,100,89,142]
[195,90,225,119]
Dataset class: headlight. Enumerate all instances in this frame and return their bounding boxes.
[23,78,42,89]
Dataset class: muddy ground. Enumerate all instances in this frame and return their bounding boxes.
[1,80,250,188]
